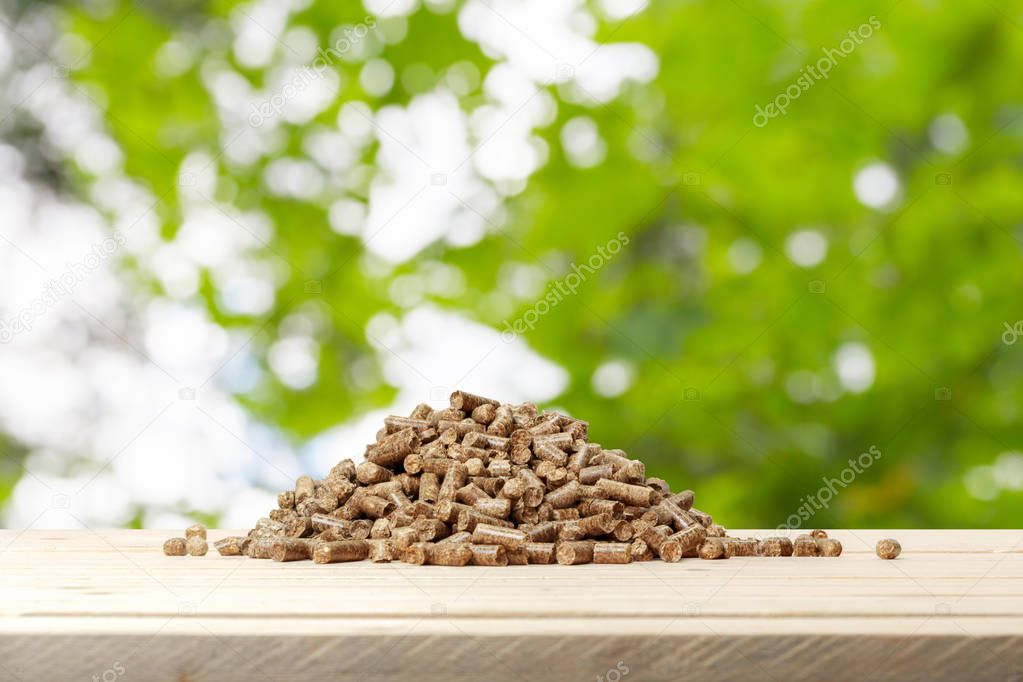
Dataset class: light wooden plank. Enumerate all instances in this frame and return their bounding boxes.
[0,529,1021,681]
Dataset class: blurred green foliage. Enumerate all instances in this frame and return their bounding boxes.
[37,0,1023,526]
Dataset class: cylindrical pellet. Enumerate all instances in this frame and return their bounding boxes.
[579,464,613,485]
[410,403,433,420]
[629,538,654,561]
[525,521,559,543]
[596,479,657,507]
[593,542,632,564]
[667,525,707,555]
[509,446,532,465]
[403,542,430,565]
[370,518,391,539]
[567,449,590,473]
[347,519,372,540]
[390,526,418,552]
[578,499,622,518]
[761,537,794,557]
[418,472,440,503]
[358,495,396,519]
[455,483,490,505]
[471,523,527,549]
[488,405,514,436]
[163,537,187,556]
[213,536,245,556]
[438,463,468,501]
[464,458,485,477]
[658,500,697,531]
[576,513,617,538]
[471,402,497,425]
[612,460,646,484]
[793,535,819,557]
[469,544,508,566]
[646,477,670,495]
[357,461,393,485]
[553,507,581,521]
[313,540,369,564]
[273,538,313,562]
[413,518,450,542]
[470,476,505,497]
[533,441,568,466]
[545,468,568,488]
[544,479,581,509]
[368,539,395,562]
[433,499,469,523]
[689,508,713,527]
[427,543,473,566]
[668,489,694,510]
[429,407,464,426]
[330,459,357,481]
[556,540,595,565]
[558,521,586,542]
[466,432,511,452]
[657,539,685,563]
[640,525,671,554]
[723,537,758,558]
[474,497,512,518]
[403,453,424,474]
[438,531,472,545]
[437,419,486,438]
[450,391,500,412]
[367,427,421,469]
[498,477,527,501]
[817,538,843,557]
[295,475,315,502]
[876,538,902,560]
[487,460,513,477]
[457,509,513,533]
[448,443,488,463]
[698,538,726,560]
[246,538,277,559]
[186,536,208,556]
[522,542,555,564]
[532,432,574,449]
[611,521,634,542]
[384,416,430,434]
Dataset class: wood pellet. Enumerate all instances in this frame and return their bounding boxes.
[163,392,878,566]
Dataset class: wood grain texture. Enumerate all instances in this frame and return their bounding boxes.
[1,529,1021,681]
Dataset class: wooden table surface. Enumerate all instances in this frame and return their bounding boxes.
[1,529,1021,681]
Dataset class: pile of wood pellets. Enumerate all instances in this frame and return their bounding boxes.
[163,391,849,566]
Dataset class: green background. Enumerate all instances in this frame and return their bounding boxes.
[3,0,1023,529]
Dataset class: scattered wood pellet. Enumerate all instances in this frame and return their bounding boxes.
[186,536,207,556]
[793,535,820,557]
[876,538,902,560]
[213,536,245,556]
[817,538,843,557]
[761,537,794,557]
[163,537,187,556]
